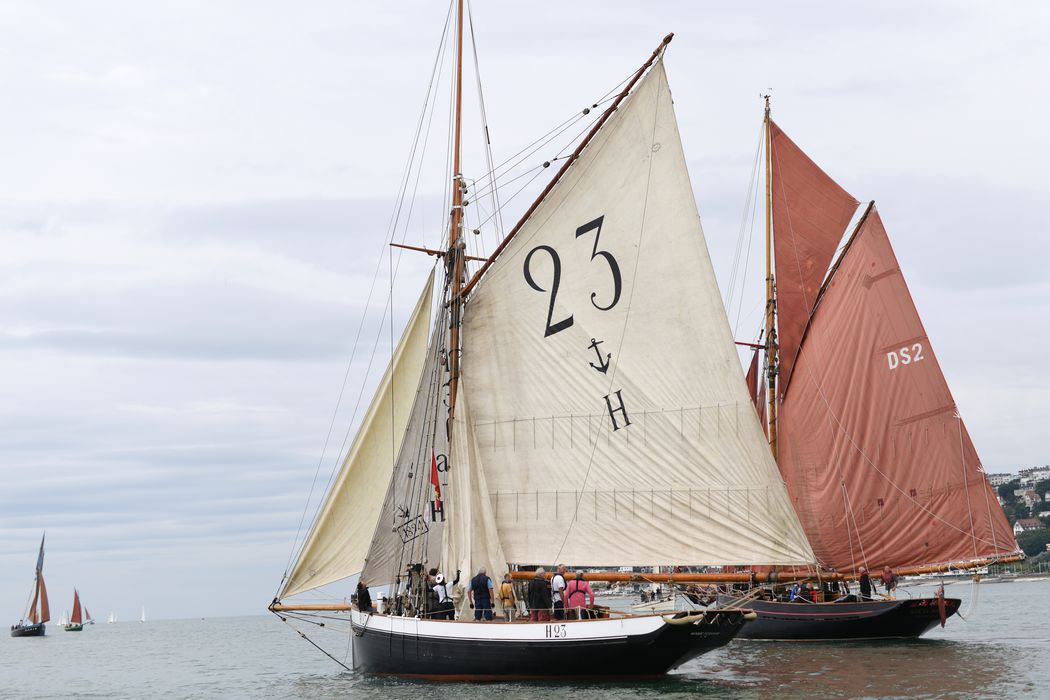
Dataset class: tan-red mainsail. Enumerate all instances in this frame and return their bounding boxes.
[769,121,858,395]
[70,589,83,626]
[776,207,1018,570]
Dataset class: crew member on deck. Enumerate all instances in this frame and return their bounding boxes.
[356,580,373,613]
[528,568,552,621]
[882,566,897,599]
[433,573,457,619]
[858,567,875,601]
[565,571,595,619]
[468,567,495,621]
[551,564,568,620]
[499,572,516,622]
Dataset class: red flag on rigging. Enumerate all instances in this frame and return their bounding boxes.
[430,448,442,509]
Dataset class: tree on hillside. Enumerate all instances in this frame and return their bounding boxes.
[1016,529,1050,557]
[1035,478,1050,500]
[998,481,1020,503]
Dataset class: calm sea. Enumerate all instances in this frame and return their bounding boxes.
[4,581,1048,699]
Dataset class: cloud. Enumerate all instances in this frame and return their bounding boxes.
[2,0,1048,622]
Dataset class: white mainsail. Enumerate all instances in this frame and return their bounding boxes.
[458,61,814,567]
[281,272,435,598]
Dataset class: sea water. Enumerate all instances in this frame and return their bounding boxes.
[4,581,1048,699]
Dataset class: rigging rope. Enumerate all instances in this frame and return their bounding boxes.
[277,2,456,594]
[725,120,764,337]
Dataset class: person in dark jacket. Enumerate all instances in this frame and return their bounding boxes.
[356,580,373,612]
[468,567,495,621]
[858,567,875,601]
[527,568,552,621]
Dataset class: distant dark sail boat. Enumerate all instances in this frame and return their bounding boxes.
[271,5,821,679]
[721,100,1023,640]
[10,534,49,638]
[64,589,85,632]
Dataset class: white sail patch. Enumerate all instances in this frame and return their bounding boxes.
[461,61,814,567]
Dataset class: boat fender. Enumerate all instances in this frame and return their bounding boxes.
[661,612,707,626]
[743,611,758,621]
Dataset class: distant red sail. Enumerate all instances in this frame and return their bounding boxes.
[770,121,859,396]
[38,574,49,623]
[776,207,1018,570]
[71,589,82,625]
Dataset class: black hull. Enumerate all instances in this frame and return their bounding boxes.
[351,611,749,679]
[10,623,45,638]
[719,595,961,641]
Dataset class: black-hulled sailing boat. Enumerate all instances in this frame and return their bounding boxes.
[721,100,1022,640]
[64,589,85,631]
[10,535,49,638]
[271,4,820,679]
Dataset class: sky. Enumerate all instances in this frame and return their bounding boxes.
[1,1,1048,621]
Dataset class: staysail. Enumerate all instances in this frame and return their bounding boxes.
[281,271,435,598]
[459,61,814,567]
[776,206,1019,570]
[360,297,450,587]
[770,121,858,395]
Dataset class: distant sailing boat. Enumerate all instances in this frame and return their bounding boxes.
[10,534,49,638]
[64,589,85,631]
[139,607,146,624]
[108,612,116,624]
[722,100,1022,640]
[85,606,94,625]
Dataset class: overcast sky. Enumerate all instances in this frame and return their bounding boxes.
[2,1,1048,621]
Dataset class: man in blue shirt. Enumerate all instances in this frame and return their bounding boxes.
[468,567,495,621]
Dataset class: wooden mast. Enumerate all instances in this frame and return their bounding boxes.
[763,96,778,458]
[446,0,466,421]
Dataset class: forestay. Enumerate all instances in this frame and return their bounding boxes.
[281,272,435,598]
[460,61,814,567]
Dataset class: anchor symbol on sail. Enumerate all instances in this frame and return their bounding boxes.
[587,338,611,374]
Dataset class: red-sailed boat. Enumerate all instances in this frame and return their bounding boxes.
[722,102,1022,640]
[10,535,49,638]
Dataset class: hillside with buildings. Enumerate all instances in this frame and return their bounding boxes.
[987,465,1050,556]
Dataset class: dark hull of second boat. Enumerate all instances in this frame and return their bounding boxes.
[350,610,749,679]
[10,623,46,638]
[718,595,961,640]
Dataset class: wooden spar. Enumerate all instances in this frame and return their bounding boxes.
[763,95,778,459]
[391,242,486,262]
[271,602,353,612]
[446,0,466,421]
[506,556,1023,584]
[457,33,674,301]
[735,341,764,349]
[268,556,1024,612]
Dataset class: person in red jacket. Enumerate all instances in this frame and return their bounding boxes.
[564,571,595,619]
